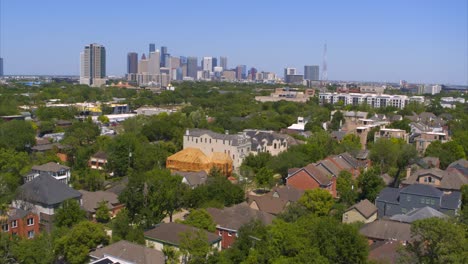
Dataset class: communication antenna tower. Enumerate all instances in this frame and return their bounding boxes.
[321,43,328,84]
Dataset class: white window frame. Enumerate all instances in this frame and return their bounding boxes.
[1,224,8,232]
[27,218,34,226]
[28,230,34,239]
[228,231,233,237]
[11,220,17,228]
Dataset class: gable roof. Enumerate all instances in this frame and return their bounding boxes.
[89,240,164,264]
[207,202,275,231]
[345,199,377,219]
[403,168,467,191]
[390,206,448,223]
[172,170,208,187]
[244,129,288,149]
[32,162,69,172]
[144,222,220,246]
[17,174,81,205]
[360,220,412,241]
[91,151,108,160]
[400,184,443,198]
[186,129,250,147]
[79,190,120,213]
[270,185,304,202]
[248,195,289,215]
[376,187,400,204]
[287,163,332,186]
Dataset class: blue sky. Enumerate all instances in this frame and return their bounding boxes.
[1,0,467,84]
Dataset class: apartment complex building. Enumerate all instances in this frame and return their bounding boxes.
[319,92,424,109]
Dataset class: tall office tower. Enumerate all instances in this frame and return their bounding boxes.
[179,56,187,65]
[235,65,243,80]
[170,56,181,69]
[163,53,171,68]
[149,43,156,54]
[187,57,198,79]
[212,57,218,71]
[284,68,297,77]
[0,58,3,76]
[137,54,149,85]
[80,43,106,87]
[160,46,168,67]
[202,57,213,72]
[148,50,161,82]
[241,65,247,79]
[249,67,257,80]
[304,65,319,80]
[127,52,138,74]
[220,56,227,70]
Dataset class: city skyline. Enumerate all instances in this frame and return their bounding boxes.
[1,0,467,85]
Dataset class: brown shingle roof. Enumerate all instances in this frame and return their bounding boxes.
[360,220,411,242]
[144,222,220,246]
[270,185,304,202]
[79,190,120,213]
[89,240,165,264]
[403,168,468,191]
[32,162,69,172]
[207,202,274,231]
[345,199,377,219]
[248,195,289,215]
[301,164,332,185]
[91,151,108,160]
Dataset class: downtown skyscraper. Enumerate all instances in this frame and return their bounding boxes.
[80,43,106,87]
[304,65,319,80]
[220,56,228,70]
[127,52,138,74]
[187,57,198,79]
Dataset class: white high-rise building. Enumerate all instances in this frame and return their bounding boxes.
[79,43,106,87]
[284,68,297,77]
[202,57,213,73]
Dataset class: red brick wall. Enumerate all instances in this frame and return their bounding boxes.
[286,171,321,191]
[7,213,40,239]
[216,228,237,249]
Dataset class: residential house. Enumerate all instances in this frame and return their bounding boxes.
[269,185,304,202]
[402,168,467,192]
[89,240,165,264]
[359,219,411,243]
[79,190,124,220]
[374,128,409,143]
[244,129,289,156]
[414,132,450,154]
[248,195,289,215]
[447,159,468,177]
[368,241,402,264]
[144,222,221,252]
[13,174,82,232]
[0,207,40,239]
[183,129,251,171]
[375,184,461,218]
[389,206,448,223]
[207,202,274,249]
[88,151,108,171]
[342,199,377,224]
[25,162,71,185]
[172,170,208,189]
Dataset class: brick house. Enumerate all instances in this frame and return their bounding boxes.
[79,190,125,220]
[1,208,40,239]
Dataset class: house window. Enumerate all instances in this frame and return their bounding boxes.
[406,195,411,202]
[218,230,222,236]
[420,198,425,204]
[210,139,212,143]
[11,220,17,228]
[196,139,198,143]
[431,199,435,205]
[27,218,34,226]
[228,231,233,237]
[1,224,8,232]
[28,230,34,239]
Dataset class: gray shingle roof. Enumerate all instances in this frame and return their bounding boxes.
[32,162,69,172]
[172,170,208,187]
[17,174,81,205]
[244,129,288,149]
[441,191,462,210]
[144,222,220,246]
[390,206,448,223]
[186,129,250,147]
[207,202,275,231]
[359,220,412,242]
[400,184,443,198]
[376,187,400,204]
[89,240,165,264]
[79,190,120,213]
[270,185,304,202]
[248,195,289,215]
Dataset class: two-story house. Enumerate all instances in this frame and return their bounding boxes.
[414,132,450,154]
[402,168,467,192]
[375,184,461,218]
[183,129,251,171]
[88,151,108,171]
[374,128,409,143]
[0,208,40,239]
[25,162,71,185]
[244,129,289,156]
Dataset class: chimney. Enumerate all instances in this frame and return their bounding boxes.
[185,129,189,136]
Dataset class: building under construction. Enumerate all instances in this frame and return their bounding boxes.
[166,147,233,177]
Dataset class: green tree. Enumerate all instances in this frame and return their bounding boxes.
[425,140,466,169]
[97,115,110,124]
[298,189,334,217]
[254,167,275,191]
[401,218,468,264]
[336,134,362,155]
[357,168,385,202]
[54,199,87,228]
[388,117,411,133]
[336,171,358,206]
[179,230,212,264]
[370,138,399,172]
[111,209,145,244]
[55,221,109,264]
[330,110,345,131]
[11,233,55,264]
[95,201,110,223]
[0,120,36,151]
[162,246,181,264]
[183,209,216,232]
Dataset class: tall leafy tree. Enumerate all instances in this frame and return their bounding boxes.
[12,233,55,264]
[54,199,87,228]
[336,171,358,206]
[357,168,385,202]
[0,120,35,151]
[298,189,334,217]
[425,140,466,169]
[183,209,216,232]
[179,230,212,264]
[254,167,275,191]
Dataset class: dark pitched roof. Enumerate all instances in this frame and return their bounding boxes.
[32,162,69,172]
[105,177,128,195]
[244,129,288,149]
[287,163,332,186]
[390,206,448,223]
[79,190,120,213]
[360,220,412,241]
[331,130,346,141]
[248,195,289,215]
[376,187,400,204]
[17,174,81,205]
[144,222,220,246]
[89,240,165,264]
[345,199,377,219]
[400,184,443,198]
[368,240,401,264]
[172,170,208,187]
[3,207,30,221]
[270,185,304,202]
[207,202,274,231]
[91,151,108,160]
[403,168,467,191]
[441,191,462,210]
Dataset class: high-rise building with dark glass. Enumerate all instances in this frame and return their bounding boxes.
[80,43,106,87]
[220,56,227,70]
[160,46,168,67]
[212,57,218,71]
[304,65,319,80]
[149,43,156,54]
[127,52,138,74]
[187,56,198,79]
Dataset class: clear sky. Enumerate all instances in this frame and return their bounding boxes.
[1,0,467,84]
